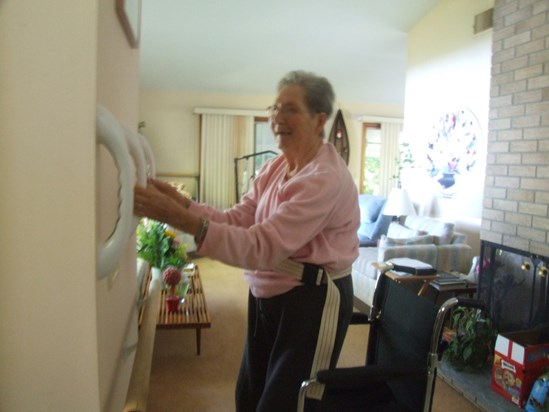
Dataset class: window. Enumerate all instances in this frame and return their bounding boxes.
[235,119,279,201]
[254,118,279,173]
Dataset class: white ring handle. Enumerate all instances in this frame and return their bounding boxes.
[96,105,135,279]
[123,127,148,230]
[138,132,156,178]
[123,127,148,188]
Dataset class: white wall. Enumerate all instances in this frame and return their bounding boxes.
[0,1,99,410]
[96,0,141,410]
[403,0,495,255]
[0,0,140,410]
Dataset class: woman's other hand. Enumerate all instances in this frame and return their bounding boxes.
[134,181,200,236]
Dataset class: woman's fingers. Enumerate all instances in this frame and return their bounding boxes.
[134,186,148,216]
[133,183,182,224]
[150,179,189,208]
[151,179,177,196]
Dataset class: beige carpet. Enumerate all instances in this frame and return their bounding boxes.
[146,257,479,411]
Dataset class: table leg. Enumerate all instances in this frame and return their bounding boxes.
[418,281,431,296]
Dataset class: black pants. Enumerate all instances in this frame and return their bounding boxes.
[235,275,353,412]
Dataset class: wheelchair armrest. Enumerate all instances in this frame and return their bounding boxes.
[315,364,427,389]
[350,312,371,325]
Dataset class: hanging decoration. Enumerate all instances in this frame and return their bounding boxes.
[328,109,350,165]
[426,108,482,198]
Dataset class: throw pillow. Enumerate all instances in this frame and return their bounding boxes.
[359,195,386,223]
[386,222,424,239]
[404,216,455,245]
[378,234,435,249]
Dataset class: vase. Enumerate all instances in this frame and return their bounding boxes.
[179,273,191,303]
[151,266,163,282]
[438,172,456,189]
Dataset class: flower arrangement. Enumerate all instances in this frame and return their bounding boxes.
[136,219,188,270]
[426,109,479,178]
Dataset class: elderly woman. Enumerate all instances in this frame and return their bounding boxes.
[134,70,360,411]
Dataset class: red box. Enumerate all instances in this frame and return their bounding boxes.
[491,329,549,407]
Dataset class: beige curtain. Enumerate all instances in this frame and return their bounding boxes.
[378,122,402,197]
[199,114,253,209]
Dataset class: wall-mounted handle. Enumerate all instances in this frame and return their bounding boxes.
[124,127,148,187]
[123,127,148,232]
[96,105,136,279]
[138,132,156,178]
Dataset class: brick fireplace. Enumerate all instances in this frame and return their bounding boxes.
[479,0,549,332]
[483,0,549,253]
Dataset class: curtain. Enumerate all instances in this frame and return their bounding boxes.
[378,122,402,197]
[199,114,253,209]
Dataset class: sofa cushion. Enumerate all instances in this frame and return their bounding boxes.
[352,247,379,280]
[386,222,424,239]
[404,215,455,245]
[378,234,435,249]
[378,244,438,269]
[437,244,472,273]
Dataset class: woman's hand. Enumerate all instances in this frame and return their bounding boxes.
[134,181,200,236]
[134,182,179,222]
[148,179,191,208]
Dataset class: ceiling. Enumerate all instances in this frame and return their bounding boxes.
[139,0,440,106]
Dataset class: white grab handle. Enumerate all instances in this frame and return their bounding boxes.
[138,132,156,178]
[96,105,135,279]
[123,127,148,230]
[123,127,148,188]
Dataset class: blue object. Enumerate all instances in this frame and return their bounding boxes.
[357,194,392,247]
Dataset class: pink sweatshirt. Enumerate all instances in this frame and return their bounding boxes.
[190,143,360,298]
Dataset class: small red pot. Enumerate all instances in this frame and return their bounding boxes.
[166,295,180,313]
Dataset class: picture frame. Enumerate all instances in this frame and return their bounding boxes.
[116,0,141,48]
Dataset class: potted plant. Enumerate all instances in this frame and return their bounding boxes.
[163,266,183,313]
[444,306,498,372]
[137,219,189,313]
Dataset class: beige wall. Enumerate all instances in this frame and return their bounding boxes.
[96,0,141,410]
[403,0,495,255]
[0,0,140,410]
[139,90,404,198]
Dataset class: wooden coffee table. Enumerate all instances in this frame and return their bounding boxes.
[139,264,211,355]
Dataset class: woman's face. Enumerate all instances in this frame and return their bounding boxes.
[269,85,326,155]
